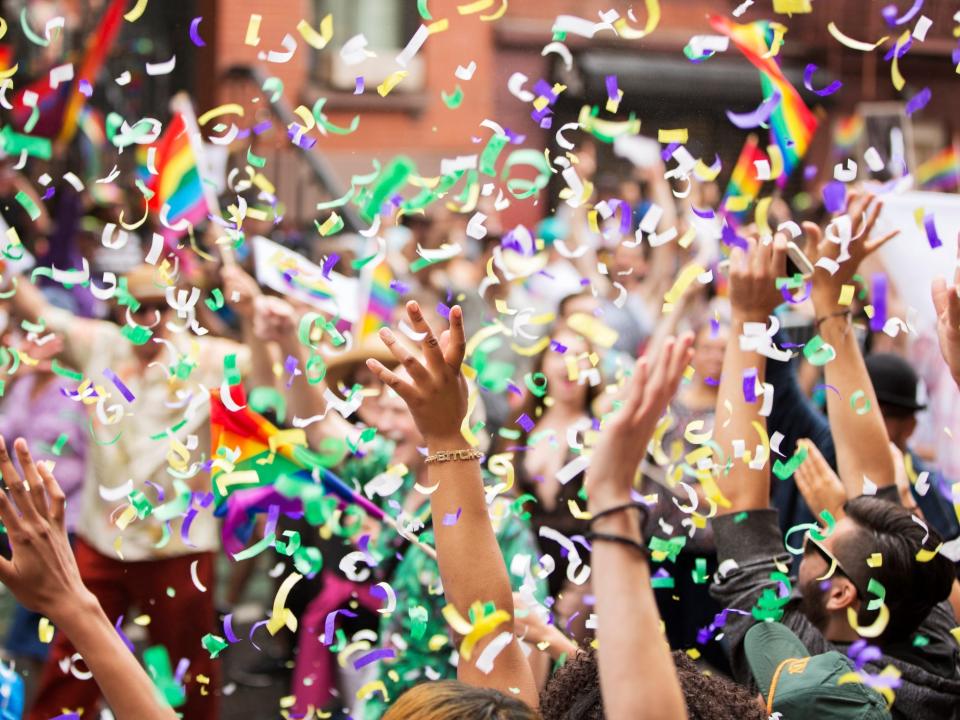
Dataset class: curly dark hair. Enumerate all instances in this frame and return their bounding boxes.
[540,649,766,720]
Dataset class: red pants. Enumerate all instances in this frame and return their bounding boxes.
[30,537,220,719]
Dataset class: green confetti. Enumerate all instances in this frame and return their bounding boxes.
[0,125,51,160]
[649,535,687,563]
[912,634,930,647]
[479,133,509,176]
[692,557,708,584]
[143,645,186,707]
[223,353,242,386]
[803,335,837,366]
[249,386,287,424]
[441,84,464,109]
[205,288,224,312]
[202,633,229,659]
[773,445,808,480]
[14,191,41,221]
[51,433,68,457]
[650,574,675,590]
[246,146,266,168]
[361,156,415,223]
[511,493,537,520]
[850,389,872,415]
[866,577,886,612]
[121,325,153,345]
[417,0,432,20]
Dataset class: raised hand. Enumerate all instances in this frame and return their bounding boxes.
[252,295,298,343]
[366,301,468,447]
[220,264,263,322]
[728,234,788,322]
[586,334,694,511]
[794,439,847,519]
[0,437,93,620]
[931,241,960,387]
[803,191,898,312]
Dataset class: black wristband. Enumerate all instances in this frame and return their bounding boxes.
[588,501,650,529]
[586,531,650,559]
[814,308,852,330]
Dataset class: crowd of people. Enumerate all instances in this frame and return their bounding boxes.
[0,126,956,720]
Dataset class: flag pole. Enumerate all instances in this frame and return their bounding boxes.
[169,92,234,266]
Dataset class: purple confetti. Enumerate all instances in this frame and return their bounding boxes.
[389,279,409,293]
[721,223,748,250]
[189,16,206,47]
[813,383,841,397]
[103,368,135,402]
[517,413,535,432]
[905,87,931,116]
[354,76,365,95]
[436,302,451,319]
[804,164,818,181]
[605,74,619,104]
[353,647,396,670]
[870,274,887,332]
[443,508,462,526]
[742,368,758,402]
[692,205,715,219]
[321,253,339,278]
[781,280,811,304]
[223,613,240,643]
[174,657,190,684]
[114,615,135,652]
[924,212,942,248]
[661,141,680,162]
[803,64,842,97]
[79,80,92,97]
[822,181,847,214]
[883,37,912,61]
[323,609,358,646]
[550,340,568,353]
[252,120,273,135]
[891,0,924,25]
[42,187,55,200]
[726,90,781,129]
[704,376,720,387]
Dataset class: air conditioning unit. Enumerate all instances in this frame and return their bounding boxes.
[322,51,425,93]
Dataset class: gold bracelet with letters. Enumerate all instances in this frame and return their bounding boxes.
[424,448,483,465]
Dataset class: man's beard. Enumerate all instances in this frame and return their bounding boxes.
[799,577,831,633]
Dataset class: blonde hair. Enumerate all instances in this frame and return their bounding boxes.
[383,681,539,720]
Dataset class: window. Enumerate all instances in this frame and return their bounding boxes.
[313,0,424,94]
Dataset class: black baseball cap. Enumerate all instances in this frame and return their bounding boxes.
[865,353,926,412]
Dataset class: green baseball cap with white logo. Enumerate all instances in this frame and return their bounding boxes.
[744,622,891,720]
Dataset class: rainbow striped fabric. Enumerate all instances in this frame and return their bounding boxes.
[834,114,865,155]
[916,146,960,192]
[359,261,399,338]
[710,15,819,182]
[146,111,211,239]
[9,0,124,142]
[723,133,769,224]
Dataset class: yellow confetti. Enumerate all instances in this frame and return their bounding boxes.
[480,0,508,21]
[134,614,151,626]
[613,0,660,39]
[755,196,773,237]
[38,617,54,643]
[891,31,910,91]
[773,0,811,13]
[663,262,706,310]
[267,573,302,635]
[297,15,333,49]
[356,680,389,701]
[566,312,619,349]
[197,104,244,126]
[867,553,883,568]
[427,18,450,34]
[762,23,787,58]
[658,128,688,144]
[605,89,624,114]
[828,22,889,52]
[838,285,855,306]
[458,0,493,14]
[377,70,409,97]
[245,14,262,46]
[124,0,148,22]
[846,603,890,638]
[916,544,943,563]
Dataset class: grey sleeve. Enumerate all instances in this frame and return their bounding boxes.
[709,510,833,685]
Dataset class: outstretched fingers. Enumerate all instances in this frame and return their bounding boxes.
[36,461,65,530]
[0,437,38,524]
[443,305,467,370]
[365,358,416,400]
[405,301,445,370]
[15,439,49,521]
[378,327,429,385]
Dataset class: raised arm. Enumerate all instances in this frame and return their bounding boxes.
[931,241,960,390]
[585,334,693,720]
[0,438,176,720]
[804,193,898,493]
[714,235,788,514]
[251,296,355,446]
[366,301,538,706]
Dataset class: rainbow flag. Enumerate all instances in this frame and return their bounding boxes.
[145,110,211,239]
[710,15,819,182]
[359,261,398,338]
[210,386,386,552]
[9,0,125,143]
[834,114,864,156]
[916,146,960,192]
[722,133,768,225]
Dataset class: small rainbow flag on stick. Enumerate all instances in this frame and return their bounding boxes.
[710,15,819,182]
[722,133,769,225]
[915,146,960,193]
[359,261,399,339]
[145,93,217,240]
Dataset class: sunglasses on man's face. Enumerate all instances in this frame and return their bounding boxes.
[802,532,862,595]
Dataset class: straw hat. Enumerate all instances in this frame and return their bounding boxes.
[324,336,398,398]
[123,264,169,303]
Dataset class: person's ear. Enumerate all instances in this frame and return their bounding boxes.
[824,577,858,612]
